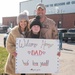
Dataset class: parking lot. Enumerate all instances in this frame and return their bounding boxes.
[0,34,75,75]
[0,33,75,49]
[0,33,75,53]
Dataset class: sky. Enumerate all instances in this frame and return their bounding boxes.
[0,0,26,23]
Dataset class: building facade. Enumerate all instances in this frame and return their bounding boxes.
[2,0,75,29]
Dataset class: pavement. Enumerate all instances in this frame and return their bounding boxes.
[54,42,75,75]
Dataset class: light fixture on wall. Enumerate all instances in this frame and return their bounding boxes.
[55,7,59,14]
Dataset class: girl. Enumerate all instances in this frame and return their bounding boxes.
[27,16,42,38]
[26,16,46,75]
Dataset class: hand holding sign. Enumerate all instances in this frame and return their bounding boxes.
[16,38,59,74]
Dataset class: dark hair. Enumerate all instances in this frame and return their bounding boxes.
[19,21,29,37]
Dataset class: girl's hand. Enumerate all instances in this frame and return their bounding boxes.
[57,51,61,57]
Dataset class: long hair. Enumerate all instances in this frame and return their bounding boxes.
[18,20,29,37]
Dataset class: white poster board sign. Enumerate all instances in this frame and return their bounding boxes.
[15,38,59,74]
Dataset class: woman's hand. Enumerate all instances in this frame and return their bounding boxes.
[12,52,17,57]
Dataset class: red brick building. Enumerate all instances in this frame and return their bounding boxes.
[2,16,17,28]
[2,13,75,29]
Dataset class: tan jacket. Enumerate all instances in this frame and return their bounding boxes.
[30,17,58,39]
[4,26,26,75]
[28,17,58,75]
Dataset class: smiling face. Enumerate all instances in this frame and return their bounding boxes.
[19,19,28,32]
[31,25,41,34]
[36,7,46,18]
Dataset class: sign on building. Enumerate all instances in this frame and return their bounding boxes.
[20,0,75,15]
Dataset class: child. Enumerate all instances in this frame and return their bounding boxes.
[27,16,42,38]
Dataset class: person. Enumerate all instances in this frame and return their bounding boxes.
[30,3,58,39]
[26,16,46,75]
[27,15,42,38]
[29,3,59,75]
[59,30,62,50]
[4,11,29,75]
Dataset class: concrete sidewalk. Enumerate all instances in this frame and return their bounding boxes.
[53,43,75,75]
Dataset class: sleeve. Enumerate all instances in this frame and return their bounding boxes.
[6,32,16,54]
[52,23,59,39]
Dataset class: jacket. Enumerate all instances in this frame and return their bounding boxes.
[4,26,27,75]
[28,17,58,75]
[27,31,44,39]
[30,17,58,39]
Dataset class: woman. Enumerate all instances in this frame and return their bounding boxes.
[4,12,29,75]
